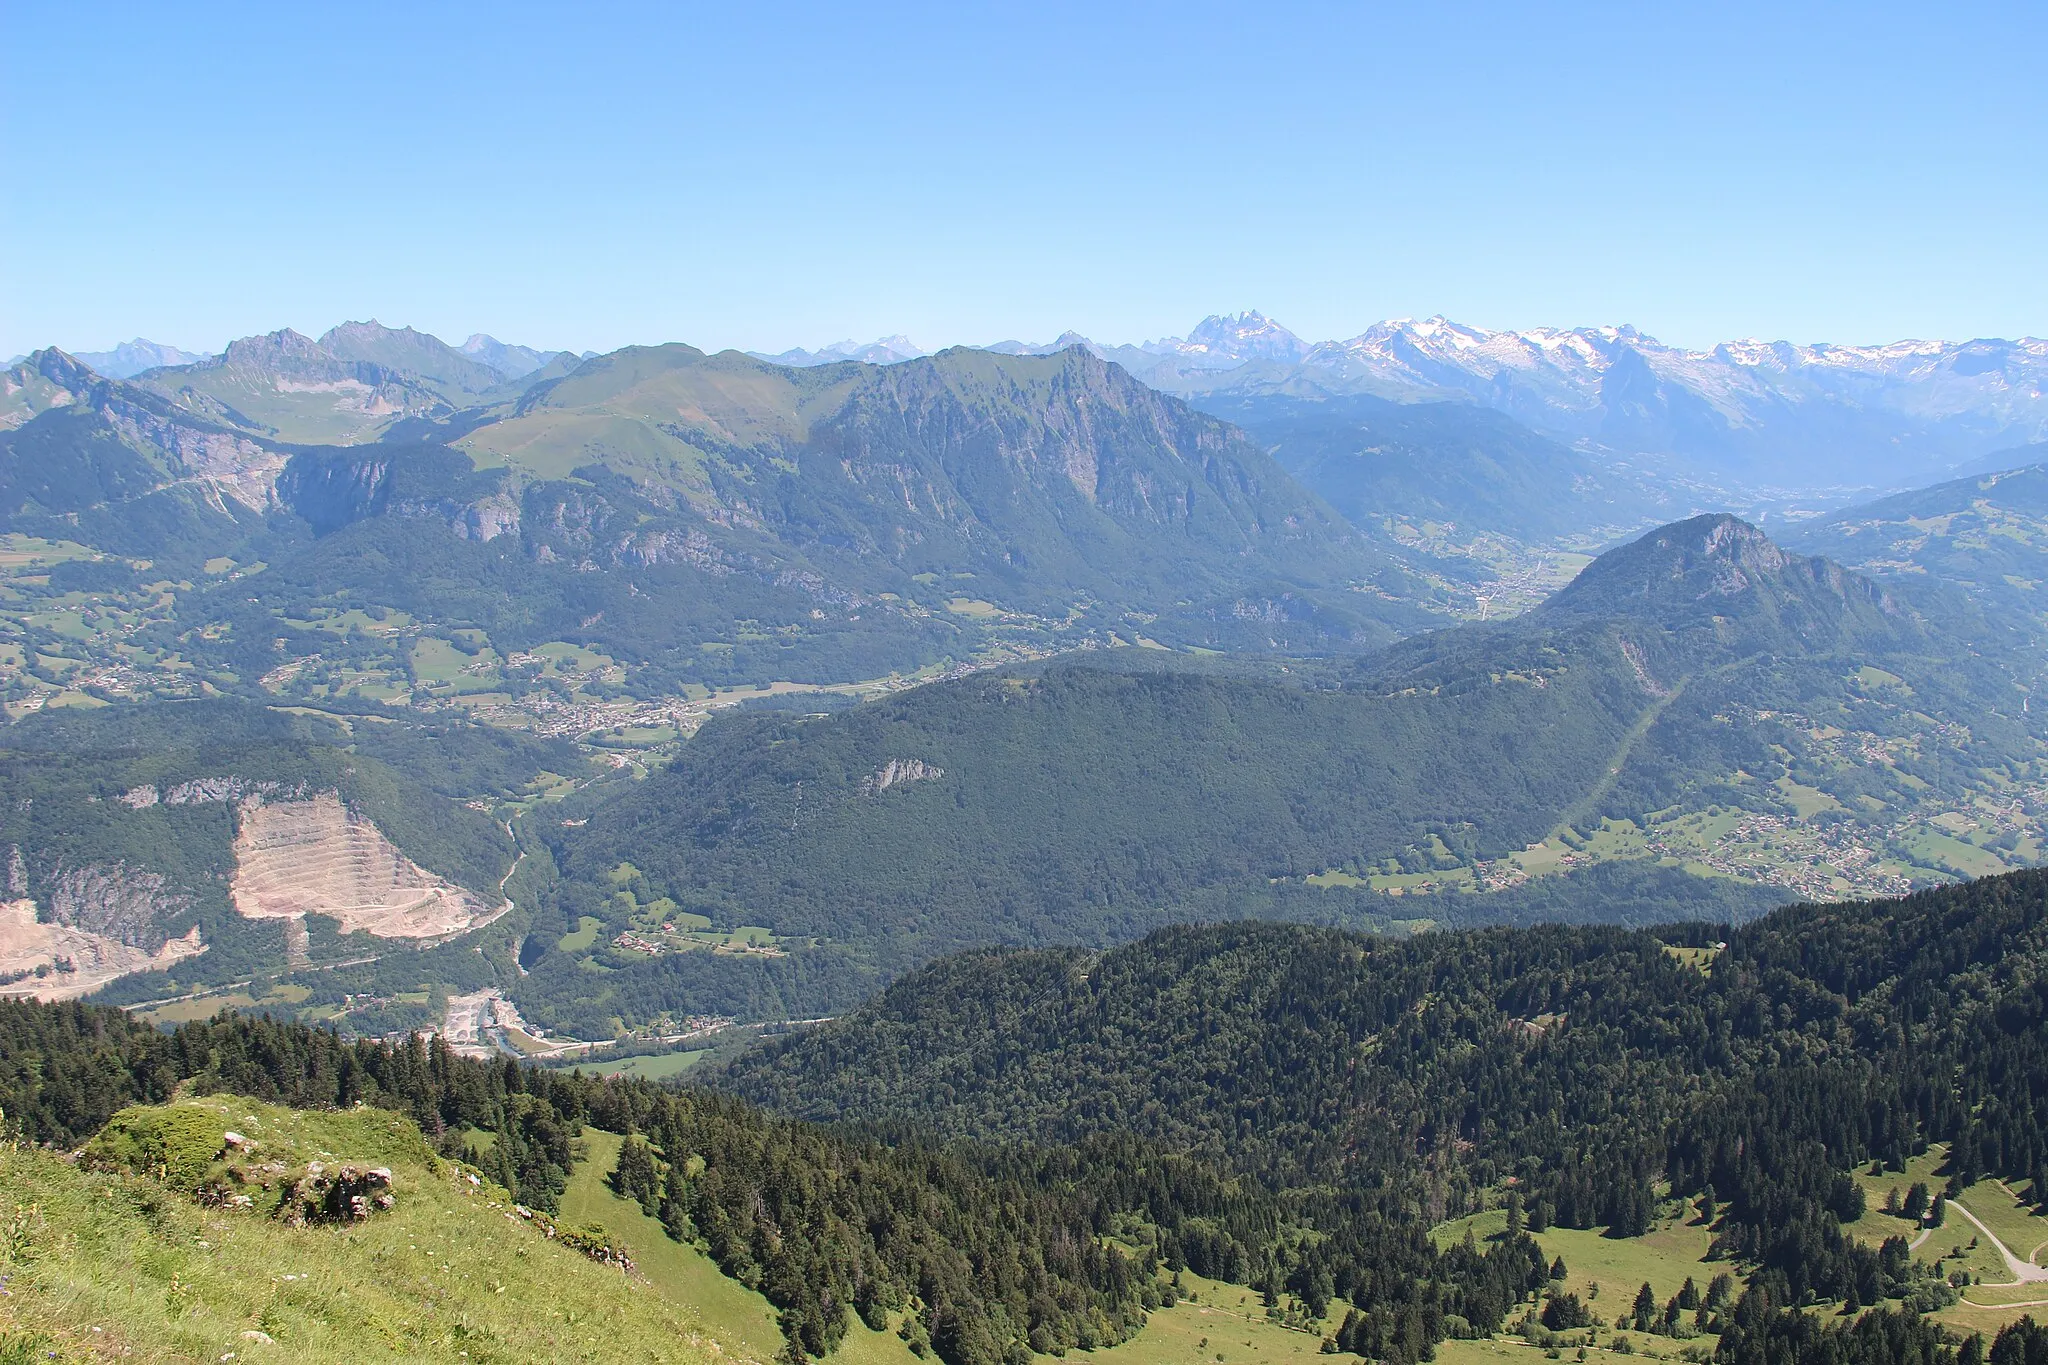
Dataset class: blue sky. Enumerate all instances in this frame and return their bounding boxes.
[3,1,2042,358]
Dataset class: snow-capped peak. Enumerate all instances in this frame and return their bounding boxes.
[1174,311,1310,364]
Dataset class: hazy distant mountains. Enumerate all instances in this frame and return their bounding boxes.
[768,311,2048,492]
[69,339,209,378]
[1196,391,1675,546]
[748,335,928,367]
[1783,450,2048,635]
[7,325,569,427]
[31,312,2048,494]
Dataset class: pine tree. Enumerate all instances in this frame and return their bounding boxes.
[1631,1282,1657,1333]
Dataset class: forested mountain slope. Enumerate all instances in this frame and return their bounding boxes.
[0,700,570,1002]
[1195,391,1669,547]
[523,513,2046,1030]
[5,878,2044,1364]
[722,872,2048,1189]
[0,348,294,571]
[722,872,2048,1334]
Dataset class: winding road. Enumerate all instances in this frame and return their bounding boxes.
[1952,1198,2048,1309]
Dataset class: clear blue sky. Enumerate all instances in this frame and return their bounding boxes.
[4,1,2042,358]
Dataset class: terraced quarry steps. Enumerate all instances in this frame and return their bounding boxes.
[230,793,503,940]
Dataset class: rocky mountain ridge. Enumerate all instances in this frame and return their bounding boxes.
[757,312,2048,490]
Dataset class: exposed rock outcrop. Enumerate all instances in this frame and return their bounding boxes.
[47,862,192,949]
[860,758,943,795]
[0,898,205,1002]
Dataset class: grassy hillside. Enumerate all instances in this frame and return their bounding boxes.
[0,1005,1242,1365]
[1784,460,2048,637]
[560,1128,920,1365]
[0,1094,739,1363]
[130,326,472,445]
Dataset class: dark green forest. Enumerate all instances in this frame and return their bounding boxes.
[520,513,2038,1027]
[724,870,2048,1353]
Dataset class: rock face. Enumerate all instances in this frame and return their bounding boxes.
[47,861,192,949]
[230,792,504,940]
[274,1163,397,1226]
[1,349,97,428]
[0,349,294,513]
[861,758,943,795]
[0,898,205,1002]
[96,391,284,511]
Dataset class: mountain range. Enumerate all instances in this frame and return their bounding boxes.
[756,312,2048,492]
[0,331,1446,747]
[8,301,2048,1365]
[28,310,2048,496]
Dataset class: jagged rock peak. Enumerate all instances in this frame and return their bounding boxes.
[1598,513,1788,587]
[219,328,326,367]
[1182,310,1311,363]
[321,319,425,346]
[19,348,101,388]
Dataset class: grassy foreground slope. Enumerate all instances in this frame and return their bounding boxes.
[560,1128,919,1365]
[0,1003,1209,1365]
[0,1094,738,1364]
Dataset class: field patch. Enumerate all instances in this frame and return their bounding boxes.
[557,914,604,952]
[568,1049,708,1082]
[1035,1269,1331,1365]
